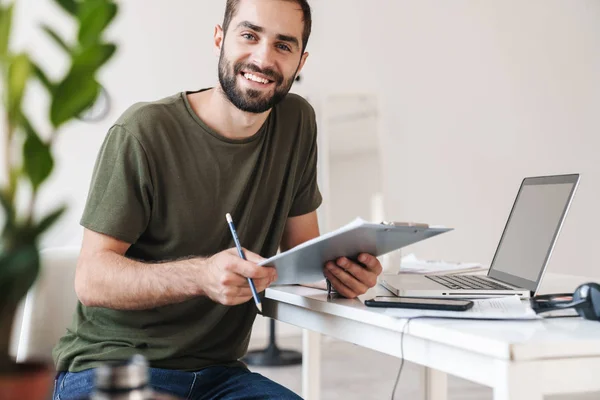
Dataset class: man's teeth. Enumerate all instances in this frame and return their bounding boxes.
[243,73,270,84]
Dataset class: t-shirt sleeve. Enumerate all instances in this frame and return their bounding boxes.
[289,116,323,217]
[80,125,154,244]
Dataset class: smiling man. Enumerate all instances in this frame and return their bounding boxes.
[52,0,382,399]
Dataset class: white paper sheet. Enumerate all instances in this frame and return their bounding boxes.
[398,253,487,275]
[382,296,541,320]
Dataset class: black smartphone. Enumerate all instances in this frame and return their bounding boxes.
[364,296,474,311]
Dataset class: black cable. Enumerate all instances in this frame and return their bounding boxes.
[390,317,411,400]
[390,316,431,400]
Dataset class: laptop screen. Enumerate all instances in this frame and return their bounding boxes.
[488,174,579,292]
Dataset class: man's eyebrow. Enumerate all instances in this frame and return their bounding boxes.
[236,21,300,50]
[276,34,300,49]
[236,21,264,33]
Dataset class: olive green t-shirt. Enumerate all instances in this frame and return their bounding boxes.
[53,90,322,372]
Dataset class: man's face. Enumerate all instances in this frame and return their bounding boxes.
[217,0,308,113]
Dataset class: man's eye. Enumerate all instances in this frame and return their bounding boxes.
[277,44,291,52]
[242,33,256,40]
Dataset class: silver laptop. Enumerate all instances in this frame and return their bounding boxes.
[381,174,580,299]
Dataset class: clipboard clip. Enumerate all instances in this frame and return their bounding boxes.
[380,221,430,228]
[326,278,338,299]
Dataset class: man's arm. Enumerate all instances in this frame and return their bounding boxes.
[280,211,320,251]
[75,228,277,310]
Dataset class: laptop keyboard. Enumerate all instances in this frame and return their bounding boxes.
[425,275,515,290]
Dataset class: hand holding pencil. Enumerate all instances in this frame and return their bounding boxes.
[198,221,277,310]
[226,213,264,312]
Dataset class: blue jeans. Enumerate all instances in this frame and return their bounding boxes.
[53,366,302,400]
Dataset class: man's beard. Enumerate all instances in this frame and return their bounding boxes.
[218,48,297,113]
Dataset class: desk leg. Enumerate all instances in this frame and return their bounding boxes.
[493,367,543,400]
[302,329,321,400]
[423,367,448,400]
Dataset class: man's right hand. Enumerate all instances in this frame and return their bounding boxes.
[199,248,278,306]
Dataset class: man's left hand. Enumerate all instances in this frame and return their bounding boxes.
[324,253,383,298]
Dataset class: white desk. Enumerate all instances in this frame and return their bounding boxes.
[262,273,600,400]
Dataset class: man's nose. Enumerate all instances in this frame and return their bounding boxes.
[250,42,276,71]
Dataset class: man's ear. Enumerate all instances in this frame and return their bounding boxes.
[214,24,224,56]
[295,52,309,79]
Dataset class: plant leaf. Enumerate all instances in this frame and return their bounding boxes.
[41,24,71,54]
[7,53,31,125]
[50,71,99,127]
[0,246,39,314]
[78,0,118,47]
[5,167,19,205]
[55,0,79,16]
[72,42,116,73]
[0,3,14,58]
[34,206,66,237]
[0,190,16,237]
[22,116,54,190]
[32,62,55,93]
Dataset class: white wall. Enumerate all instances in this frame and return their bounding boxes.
[306,0,600,278]
[6,0,600,341]
[377,1,600,278]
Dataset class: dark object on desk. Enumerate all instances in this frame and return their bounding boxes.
[531,282,600,321]
[364,296,473,311]
[326,278,335,299]
[242,319,302,366]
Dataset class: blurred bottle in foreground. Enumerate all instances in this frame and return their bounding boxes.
[85,355,181,400]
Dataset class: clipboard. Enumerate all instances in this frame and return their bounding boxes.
[259,217,452,285]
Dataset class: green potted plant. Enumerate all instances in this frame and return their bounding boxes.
[0,0,118,396]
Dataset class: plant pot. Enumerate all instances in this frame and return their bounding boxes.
[0,361,55,400]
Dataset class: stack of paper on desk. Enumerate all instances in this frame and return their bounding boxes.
[383,296,540,320]
[398,253,487,275]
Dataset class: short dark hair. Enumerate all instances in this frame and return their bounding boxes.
[222,0,312,53]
